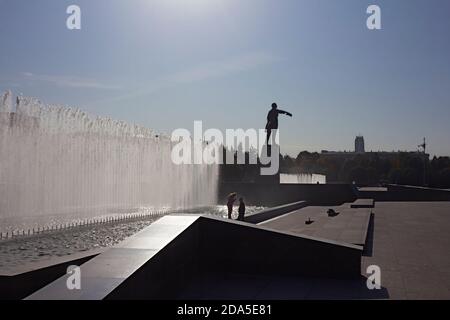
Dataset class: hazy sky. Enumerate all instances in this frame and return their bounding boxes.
[1,0,449,157]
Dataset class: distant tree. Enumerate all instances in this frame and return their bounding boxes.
[348,166,369,185]
[433,168,450,188]
[398,167,421,186]
[440,168,450,188]
[340,159,357,182]
[389,168,402,184]
[220,148,449,188]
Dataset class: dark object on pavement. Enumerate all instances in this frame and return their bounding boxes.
[327,209,340,217]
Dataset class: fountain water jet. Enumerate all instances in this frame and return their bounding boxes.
[0,91,218,234]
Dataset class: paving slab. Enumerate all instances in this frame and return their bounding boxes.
[361,202,450,299]
[260,204,372,247]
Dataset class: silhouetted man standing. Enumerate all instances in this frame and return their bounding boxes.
[265,103,292,143]
[226,192,237,219]
[237,197,246,221]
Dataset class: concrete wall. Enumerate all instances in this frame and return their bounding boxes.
[0,253,99,300]
[244,200,307,224]
[198,217,362,279]
[22,215,362,300]
[219,182,357,206]
[106,221,202,300]
[358,184,450,202]
[106,216,362,299]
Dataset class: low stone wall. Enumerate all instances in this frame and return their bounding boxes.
[25,215,363,300]
[198,216,362,280]
[219,182,357,207]
[0,251,101,300]
[106,220,202,300]
[358,184,450,201]
[244,200,307,224]
[106,216,362,299]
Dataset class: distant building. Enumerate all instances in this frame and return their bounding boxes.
[320,136,429,160]
[355,136,365,153]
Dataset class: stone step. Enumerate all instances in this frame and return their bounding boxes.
[350,198,375,208]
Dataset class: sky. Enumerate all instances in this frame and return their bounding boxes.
[1,0,449,157]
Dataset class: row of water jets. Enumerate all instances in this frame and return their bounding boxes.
[0,208,169,240]
[0,90,218,237]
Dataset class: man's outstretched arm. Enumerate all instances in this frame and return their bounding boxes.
[278,110,293,117]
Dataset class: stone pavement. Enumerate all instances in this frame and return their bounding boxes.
[181,201,450,299]
[361,202,450,299]
[260,203,371,247]
[25,201,450,300]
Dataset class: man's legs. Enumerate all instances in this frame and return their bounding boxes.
[266,127,278,145]
[266,129,272,144]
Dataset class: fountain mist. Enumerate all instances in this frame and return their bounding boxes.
[0,91,218,232]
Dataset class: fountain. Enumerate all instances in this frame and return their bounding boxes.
[280,173,326,184]
[0,91,219,235]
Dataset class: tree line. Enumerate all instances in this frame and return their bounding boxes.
[280,151,450,188]
[219,146,450,188]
